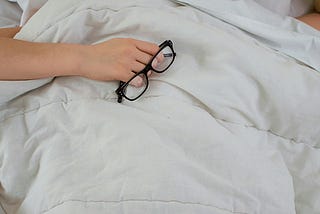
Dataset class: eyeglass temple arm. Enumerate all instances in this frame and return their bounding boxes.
[116,81,125,103]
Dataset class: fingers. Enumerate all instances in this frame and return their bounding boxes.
[129,75,144,88]
[156,51,165,63]
[133,58,153,78]
[126,61,152,87]
[134,43,165,70]
[132,39,159,56]
[132,61,146,73]
[84,38,158,86]
[152,58,159,69]
[135,50,153,65]
[151,55,164,69]
[119,70,145,88]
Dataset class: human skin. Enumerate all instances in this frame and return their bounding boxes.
[0,27,159,87]
[1,11,317,85]
[297,13,320,30]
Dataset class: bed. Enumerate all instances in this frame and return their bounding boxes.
[0,0,319,213]
[0,0,21,28]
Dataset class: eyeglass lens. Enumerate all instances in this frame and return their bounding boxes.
[123,73,148,100]
[152,46,175,72]
[117,40,175,102]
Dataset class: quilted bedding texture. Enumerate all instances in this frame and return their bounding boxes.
[0,0,320,213]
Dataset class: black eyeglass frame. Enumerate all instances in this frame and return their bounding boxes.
[115,40,176,103]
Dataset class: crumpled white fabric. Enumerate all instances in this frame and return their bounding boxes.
[7,0,48,25]
[173,0,320,72]
[254,0,314,17]
[0,0,22,28]
[0,1,319,213]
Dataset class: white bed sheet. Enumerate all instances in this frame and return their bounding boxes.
[0,0,21,28]
[174,0,320,72]
[254,0,314,17]
[0,0,319,214]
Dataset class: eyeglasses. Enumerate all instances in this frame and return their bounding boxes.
[115,40,176,103]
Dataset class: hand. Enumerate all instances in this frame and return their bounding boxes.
[79,38,159,86]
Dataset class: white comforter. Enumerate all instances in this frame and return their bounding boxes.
[0,0,319,213]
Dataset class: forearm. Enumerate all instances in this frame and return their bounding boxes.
[297,13,320,31]
[0,36,159,83]
[0,38,84,80]
[0,27,22,38]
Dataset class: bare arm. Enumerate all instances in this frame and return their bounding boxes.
[0,27,21,38]
[0,28,159,84]
[0,37,84,80]
[297,13,320,31]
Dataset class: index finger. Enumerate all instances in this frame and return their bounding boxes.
[133,39,160,56]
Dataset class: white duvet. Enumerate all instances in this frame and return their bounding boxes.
[0,0,320,213]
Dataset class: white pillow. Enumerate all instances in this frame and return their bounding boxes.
[254,0,314,17]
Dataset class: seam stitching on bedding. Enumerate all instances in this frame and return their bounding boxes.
[17,5,318,146]
[214,117,309,146]
[0,97,317,148]
[0,99,80,123]
[40,199,248,214]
